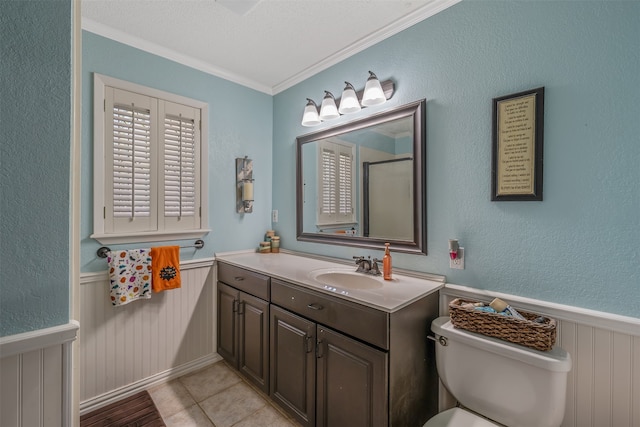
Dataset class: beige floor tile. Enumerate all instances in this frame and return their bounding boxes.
[199,381,267,427]
[179,362,242,402]
[147,379,196,420]
[232,405,298,427]
[163,403,214,427]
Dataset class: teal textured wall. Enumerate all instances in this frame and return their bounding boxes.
[0,0,72,336]
[3,1,637,337]
[273,1,640,317]
[81,32,274,273]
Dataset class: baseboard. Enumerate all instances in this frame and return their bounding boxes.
[79,352,222,415]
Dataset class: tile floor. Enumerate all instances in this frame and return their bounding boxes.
[148,360,302,427]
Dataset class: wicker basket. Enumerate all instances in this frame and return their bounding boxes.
[448,298,557,351]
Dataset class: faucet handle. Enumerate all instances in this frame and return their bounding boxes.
[353,255,364,264]
[370,258,382,276]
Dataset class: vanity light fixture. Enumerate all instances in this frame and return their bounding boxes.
[338,82,361,114]
[319,91,340,121]
[361,71,387,107]
[236,156,254,213]
[301,98,321,127]
[300,71,395,127]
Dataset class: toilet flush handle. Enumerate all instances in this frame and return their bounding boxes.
[427,335,448,346]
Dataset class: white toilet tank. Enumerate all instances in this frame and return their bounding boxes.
[431,317,572,427]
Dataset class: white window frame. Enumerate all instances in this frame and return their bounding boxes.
[91,73,210,244]
[316,139,356,226]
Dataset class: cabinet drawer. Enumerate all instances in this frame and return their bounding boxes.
[218,262,270,300]
[271,279,389,350]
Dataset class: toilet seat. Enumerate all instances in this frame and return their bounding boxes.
[423,408,500,427]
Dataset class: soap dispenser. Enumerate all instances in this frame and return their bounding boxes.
[383,243,392,280]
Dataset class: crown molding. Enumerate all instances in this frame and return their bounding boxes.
[82,0,461,95]
[82,18,273,95]
[272,0,462,94]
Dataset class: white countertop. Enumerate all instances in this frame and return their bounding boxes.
[215,251,444,312]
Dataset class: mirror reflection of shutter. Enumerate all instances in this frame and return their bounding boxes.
[317,140,356,226]
[105,88,157,233]
[159,101,201,231]
[321,148,337,216]
[338,151,353,219]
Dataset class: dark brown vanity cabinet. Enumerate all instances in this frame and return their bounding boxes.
[217,263,270,393]
[217,262,440,426]
[270,278,436,427]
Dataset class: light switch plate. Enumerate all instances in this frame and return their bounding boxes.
[272,210,278,223]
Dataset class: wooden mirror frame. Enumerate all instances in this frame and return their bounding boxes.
[296,99,427,255]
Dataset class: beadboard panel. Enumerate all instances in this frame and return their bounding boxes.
[440,285,640,427]
[0,322,78,427]
[79,261,215,406]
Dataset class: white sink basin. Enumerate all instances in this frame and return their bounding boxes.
[308,269,384,290]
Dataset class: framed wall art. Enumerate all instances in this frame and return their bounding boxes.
[491,87,544,201]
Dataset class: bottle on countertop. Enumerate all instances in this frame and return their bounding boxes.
[383,243,392,280]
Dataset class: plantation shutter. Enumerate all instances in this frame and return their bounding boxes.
[158,101,201,231]
[317,140,355,225]
[105,88,158,233]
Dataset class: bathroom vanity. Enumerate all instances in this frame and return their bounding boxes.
[216,251,443,427]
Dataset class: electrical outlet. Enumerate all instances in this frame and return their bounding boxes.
[450,247,464,269]
[272,210,278,223]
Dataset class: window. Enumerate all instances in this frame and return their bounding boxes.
[317,140,356,225]
[92,74,209,244]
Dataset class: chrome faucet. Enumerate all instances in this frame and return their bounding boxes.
[353,256,371,273]
[353,256,381,276]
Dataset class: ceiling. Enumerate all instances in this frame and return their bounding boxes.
[81,0,459,95]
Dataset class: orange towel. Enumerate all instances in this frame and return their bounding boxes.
[150,246,181,292]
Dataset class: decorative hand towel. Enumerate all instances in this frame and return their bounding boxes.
[150,246,182,292]
[107,249,152,306]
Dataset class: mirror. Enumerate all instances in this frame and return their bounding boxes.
[296,99,426,255]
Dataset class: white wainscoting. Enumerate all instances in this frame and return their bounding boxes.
[0,321,79,427]
[440,284,640,427]
[79,258,219,414]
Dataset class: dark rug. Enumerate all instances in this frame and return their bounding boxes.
[80,390,166,427]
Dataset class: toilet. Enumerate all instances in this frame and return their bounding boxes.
[424,317,572,427]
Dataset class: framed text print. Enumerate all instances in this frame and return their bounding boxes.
[491,87,544,201]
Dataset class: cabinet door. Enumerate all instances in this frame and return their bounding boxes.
[217,281,239,367]
[270,305,316,427]
[316,327,388,427]
[238,292,269,393]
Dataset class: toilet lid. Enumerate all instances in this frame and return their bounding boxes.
[423,408,500,427]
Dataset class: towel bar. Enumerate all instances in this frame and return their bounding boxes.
[96,239,205,258]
